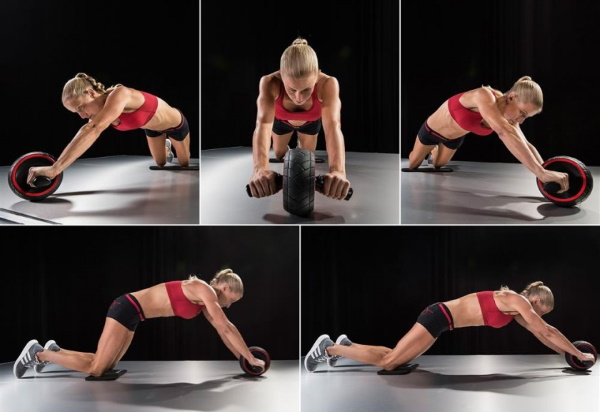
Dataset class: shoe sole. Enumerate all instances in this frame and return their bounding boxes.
[335,334,349,345]
[304,334,330,372]
[35,340,58,373]
[45,340,57,350]
[14,339,39,378]
[166,140,174,163]
[328,335,351,367]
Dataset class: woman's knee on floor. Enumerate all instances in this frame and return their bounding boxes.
[88,359,111,377]
[408,151,426,169]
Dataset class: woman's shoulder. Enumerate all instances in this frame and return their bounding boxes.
[495,290,528,305]
[107,84,136,100]
[460,86,501,106]
[185,278,216,295]
[318,71,337,85]
[258,72,282,95]
[184,278,209,287]
[260,71,282,84]
[475,85,503,98]
[318,73,340,98]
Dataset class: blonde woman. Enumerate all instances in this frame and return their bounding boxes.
[27,72,191,185]
[305,281,596,372]
[248,37,351,200]
[405,76,569,192]
[14,269,265,379]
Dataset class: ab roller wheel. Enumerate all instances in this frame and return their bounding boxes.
[565,340,597,371]
[8,152,63,201]
[536,156,593,207]
[246,148,353,217]
[282,148,316,217]
[239,346,271,376]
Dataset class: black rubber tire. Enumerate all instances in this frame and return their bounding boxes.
[565,340,597,370]
[8,152,63,202]
[239,346,271,376]
[283,148,315,217]
[536,156,593,207]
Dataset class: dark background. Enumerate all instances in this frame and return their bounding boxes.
[302,226,599,357]
[2,226,299,363]
[401,1,600,166]
[0,0,200,167]
[201,0,399,154]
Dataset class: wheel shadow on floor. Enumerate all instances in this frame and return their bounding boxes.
[59,374,271,411]
[380,367,574,393]
[426,190,585,222]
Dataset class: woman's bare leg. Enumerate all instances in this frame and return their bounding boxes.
[430,144,457,168]
[297,133,318,151]
[36,318,132,377]
[272,132,294,160]
[327,342,392,365]
[147,135,168,167]
[408,137,436,169]
[170,134,191,167]
[109,332,135,369]
[327,323,436,371]
[50,348,94,363]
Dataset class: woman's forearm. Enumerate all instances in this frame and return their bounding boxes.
[53,125,102,173]
[323,125,346,175]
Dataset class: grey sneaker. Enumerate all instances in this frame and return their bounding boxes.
[304,334,334,372]
[166,139,174,163]
[328,334,353,367]
[35,340,61,373]
[14,339,43,379]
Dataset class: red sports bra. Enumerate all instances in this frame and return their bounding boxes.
[274,83,322,122]
[112,90,158,131]
[476,291,514,328]
[165,281,204,319]
[448,93,494,136]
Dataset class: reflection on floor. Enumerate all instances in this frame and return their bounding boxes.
[0,359,299,412]
[401,159,600,224]
[201,147,399,224]
[301,354,599,412]
[0,156,199,225]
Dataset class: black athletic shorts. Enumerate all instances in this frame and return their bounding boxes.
[145,109,189,141]
[106,294,146,332]
[417,121,465,150]
[416,302,455,338]
[272,117,322,135]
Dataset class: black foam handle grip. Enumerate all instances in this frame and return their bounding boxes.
[31,176,52,188]
[543,182,561,194]
[239,356,264,373]
[315,176,353,200]
[246,174,283,197]
[246,174,353,200]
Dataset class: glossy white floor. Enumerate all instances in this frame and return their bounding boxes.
[0,156,199,225]
[201,147,400,224]
[301,355,599,412]
[401,159,600,224]
[0,360,299,412]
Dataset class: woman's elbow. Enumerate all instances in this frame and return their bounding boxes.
[214,320,233,336]
[495,127,515,142]
[323,117,341,131]
[538,325,556,340]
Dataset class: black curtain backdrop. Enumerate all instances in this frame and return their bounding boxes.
[201,0,399,154]
[401,1,600,166]
[301,226,600,358]
[0,0,199,166]
[2,226,299,364]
